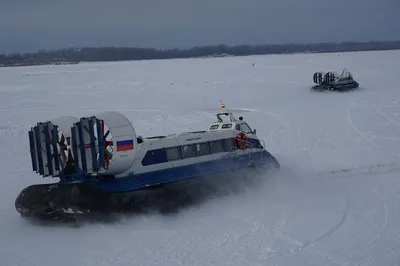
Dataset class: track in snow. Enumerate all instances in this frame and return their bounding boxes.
[1,50,400,266]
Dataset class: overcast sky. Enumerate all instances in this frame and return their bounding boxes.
[1,0,399,54]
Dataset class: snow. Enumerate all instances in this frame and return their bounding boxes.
[1,50,400,265]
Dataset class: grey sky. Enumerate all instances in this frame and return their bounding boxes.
[1,0,399,54]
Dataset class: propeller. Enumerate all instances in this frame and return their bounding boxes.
[42,126,74,172]
[100,119,114,168]
[56,129,74,171]
[81,119,114,169]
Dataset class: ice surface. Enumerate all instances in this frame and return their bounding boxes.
[1,50,400,266]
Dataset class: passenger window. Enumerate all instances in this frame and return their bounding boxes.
[221,123,232,129]
[241,123,252,133]
[235,124,241,131]
[225,138,235,152]
[196,142,210,156]
[166,147,180,161]
[182,144,196,158]
[209,125,219,130]
[141,149,167,166]
[210,140,223,153]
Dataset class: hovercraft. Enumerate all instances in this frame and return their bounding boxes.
[312,68,359,91]
[15,103,280,221]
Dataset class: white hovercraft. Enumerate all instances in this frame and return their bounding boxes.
[312,68,359,91]
[15,103,279,221]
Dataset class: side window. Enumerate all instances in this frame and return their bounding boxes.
[241,123,252,133]
[210,140,223,153]
[166,146,180,161]
[196,142,210,156]
[235,124,241,131]
[181,144,196,158]
[141,149,167,166]
[209,124,219,130]
[225,138,235,152]
[221,123,232,129]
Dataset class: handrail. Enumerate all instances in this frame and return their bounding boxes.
[232,136,265,165]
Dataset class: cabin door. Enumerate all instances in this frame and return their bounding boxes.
[236,122,256,147]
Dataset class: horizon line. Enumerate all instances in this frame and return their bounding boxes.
[3,39,400,56]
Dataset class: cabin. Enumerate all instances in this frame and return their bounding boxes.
[136,112,263,167]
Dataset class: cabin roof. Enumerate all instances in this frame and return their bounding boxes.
[139,111,249,142]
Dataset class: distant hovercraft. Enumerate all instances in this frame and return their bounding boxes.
[312,69,359,91]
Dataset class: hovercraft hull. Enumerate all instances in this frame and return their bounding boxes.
[311,81,359,92]
[16,150,279,222]
[15,182,112,222]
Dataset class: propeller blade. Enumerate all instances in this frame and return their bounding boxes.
[105,149,113,159]
[82,126,92,141]
[60,153,67,163]
[105,140,113,146]
[104,130,110,139]
[104,150,110,167]
[59,142,68,150]
[59,134,65,144]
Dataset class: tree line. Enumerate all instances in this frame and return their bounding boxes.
[1,40,400,67]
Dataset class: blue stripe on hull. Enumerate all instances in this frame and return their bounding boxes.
[87,150,277,192]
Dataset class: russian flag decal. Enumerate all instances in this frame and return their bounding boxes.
[116,139,134,152]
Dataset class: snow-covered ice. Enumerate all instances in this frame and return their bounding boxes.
[1,50,400,266]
